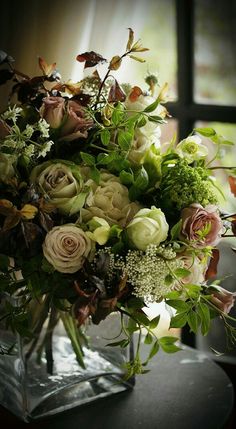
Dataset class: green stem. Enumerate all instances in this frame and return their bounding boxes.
[60,311,86,369]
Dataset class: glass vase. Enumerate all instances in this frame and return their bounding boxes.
[0,293,134,422]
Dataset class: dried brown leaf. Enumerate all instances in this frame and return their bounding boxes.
[20,204,38,220]
[126,28,134,51]
[205,249,220,280]
[109,55,122,71]
[38,57,56,77]
[108,79,126,103]
[3,214,21,231]
[229,176,236,197]
[76,51,106,68]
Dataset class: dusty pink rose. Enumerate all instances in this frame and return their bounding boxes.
[180,203,223,248]
[209,286,236,314]
[40,96,65,128]
[40,97,93,141]
[0,119,11,139]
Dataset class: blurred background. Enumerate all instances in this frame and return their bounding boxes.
[0,0,236,369]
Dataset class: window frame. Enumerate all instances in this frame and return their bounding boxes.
[167,0,236,141]
[168,0,236,346]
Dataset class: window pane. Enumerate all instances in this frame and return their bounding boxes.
[195,121,236,212]
[194,0,236,106]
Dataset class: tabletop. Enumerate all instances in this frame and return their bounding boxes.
[0,345,234,429]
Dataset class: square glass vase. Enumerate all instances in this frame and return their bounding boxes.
[0,293,134,422]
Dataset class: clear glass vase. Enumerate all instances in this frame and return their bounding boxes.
[0,293,134,422]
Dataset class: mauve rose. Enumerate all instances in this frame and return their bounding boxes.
[40,97,93,141]
[209,285,236,314]
[40,96,65,129]
[180,203,223,248]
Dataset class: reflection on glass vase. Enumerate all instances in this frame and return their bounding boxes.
[0,293,135,422]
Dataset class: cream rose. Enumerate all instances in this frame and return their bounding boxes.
[177,254,206,285]
[126,206,169,251]
[82,172,140,227]
[30,161,85,216]
[43,225,92,273]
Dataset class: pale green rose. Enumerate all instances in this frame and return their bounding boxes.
[82,171,140,227]
[0,153,16,182]
[30,161,86,216]
[127,206,169,251]
[43,224,93,273]
[175,135,208,164]
[86,216,111,245]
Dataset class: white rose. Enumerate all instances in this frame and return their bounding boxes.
[82,171,140,227]
[175,135,208,164]
[125,94,163,146]
[128,131,160,165]
[126,206,169,251]
[43,225,92,273]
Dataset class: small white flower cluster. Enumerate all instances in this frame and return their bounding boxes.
[0,108,53,159]
[94,245,184,301]
[2,105,23,122]
[125,245,184,301]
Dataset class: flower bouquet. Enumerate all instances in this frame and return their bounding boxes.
[0,29,236,421]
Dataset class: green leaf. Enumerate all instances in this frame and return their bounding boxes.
[170,219,182,240]
[137,115,147,128]
[197,302,211,336]
[164,274,174,286]
[107,339,130,348]
[117,130,133,151]
[148,115,165,123]
[170,312,188,328]
[127,298,145,310]
[90,166,100,184]
[119,170,134,185]
[166,300,189,312]
[111,103,124,126]
[187,311,200,334]
[193,127,216,137]
[80,152,95,166]
[159,336,181,354]
[134,166,149,190]
[127,317,138,334]
[149,315,160,329]
[148,340,159,359]
[143,97,159,113]
[41,258,55,273]
[174,268,191,279]
[185,284,202,299]
[144,332,153,345]
[100,129,111,146]
[134,311,150,326]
